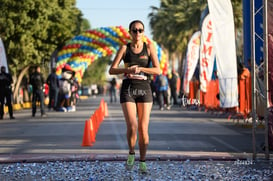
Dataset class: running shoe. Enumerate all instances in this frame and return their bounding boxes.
[126,154,135,170]
[139,161,148,174]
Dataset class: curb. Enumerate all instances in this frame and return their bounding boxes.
[1,152,271,164]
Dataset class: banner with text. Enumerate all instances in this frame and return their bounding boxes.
[208,0,238,107]
[199,14,215,92]
[183,31,201,94]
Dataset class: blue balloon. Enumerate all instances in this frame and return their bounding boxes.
[104,37,119,48]
[103,27,118,37]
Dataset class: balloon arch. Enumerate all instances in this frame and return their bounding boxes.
[56,26,168,83]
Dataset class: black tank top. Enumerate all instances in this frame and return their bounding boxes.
[124,42,151,69]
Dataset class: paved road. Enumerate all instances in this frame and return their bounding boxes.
[0,95,269,162]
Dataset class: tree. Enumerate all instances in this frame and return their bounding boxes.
[81,57,110,86]
[0,0,85,102]
[148,0,207,74]
[149,0,206,53]
[148,0,243,75]
[80,18,91,32]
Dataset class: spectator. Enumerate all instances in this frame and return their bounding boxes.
[58,68,74,112]
[109,77,117,103]
[169,70,179,105]
[30,65,46,117]
[46,68,59,111]
[0,66,15,119]
[156,74,170,110]
[71,77,79,107]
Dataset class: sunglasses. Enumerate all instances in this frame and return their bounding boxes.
[131,29,144,34]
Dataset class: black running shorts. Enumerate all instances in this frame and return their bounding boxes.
[120,79,153,103]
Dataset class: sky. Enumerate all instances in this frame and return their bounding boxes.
[76,0,160,39]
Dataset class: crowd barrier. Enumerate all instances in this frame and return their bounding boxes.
[186,70,264,122]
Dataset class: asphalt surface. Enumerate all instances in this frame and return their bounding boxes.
[0,95,271,163]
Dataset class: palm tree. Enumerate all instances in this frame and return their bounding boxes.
[148,0,207,72]
[148,0,242,74]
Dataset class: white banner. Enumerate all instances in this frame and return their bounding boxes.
[208,0,238,107]
[199,14,215,92]
[0,38,8,72]
[183,31,201,94]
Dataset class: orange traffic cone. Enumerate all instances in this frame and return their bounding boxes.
[92,112,98,133]
[89,118,96,143]
[100,98,105,108]
[97,108,103,123]
[104,102,108,117]
[100,105,105,120]
[95,107,103,124]
[97,107,103,122]
[101,103,105,118]
[81,120,93,146]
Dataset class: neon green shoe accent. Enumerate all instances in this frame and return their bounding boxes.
[139,161,148,174]
[126,154,135,170]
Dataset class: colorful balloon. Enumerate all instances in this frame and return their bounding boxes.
[56,26,168,82]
